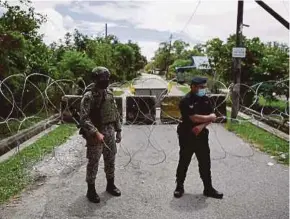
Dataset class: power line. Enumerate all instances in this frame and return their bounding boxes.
[255,0,289,29]
[180,0,201,34]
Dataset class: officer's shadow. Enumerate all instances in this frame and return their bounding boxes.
[169,193,208,212]
[68,191,114,217]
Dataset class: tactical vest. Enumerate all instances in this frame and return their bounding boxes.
[89,90,119,129]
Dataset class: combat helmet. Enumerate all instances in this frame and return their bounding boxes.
[91,66,111,90]
[91,66,111,82]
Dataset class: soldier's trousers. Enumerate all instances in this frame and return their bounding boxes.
[85,124,117,184]
[175,129,212,188]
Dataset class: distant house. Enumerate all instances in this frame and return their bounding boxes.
[175,56,211,72]
[191,56,211,70]
[175,56,212,83]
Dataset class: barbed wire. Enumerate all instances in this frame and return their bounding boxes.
[0,74,289,175]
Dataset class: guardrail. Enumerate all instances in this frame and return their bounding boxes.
[0,114,59,156]
[240,106,289,134]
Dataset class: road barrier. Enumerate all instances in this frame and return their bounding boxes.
[60,93,226,125]
[160,96,181,124]
[126,95,156,125]
[60,95,123,123]
[160,94,227,124]
[134,88,167,107]
[114,96,123,122]
[60,95,82,123]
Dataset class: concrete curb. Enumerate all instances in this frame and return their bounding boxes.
[0,114,60,156]
[0,125,59,163]
[227,107,289,142]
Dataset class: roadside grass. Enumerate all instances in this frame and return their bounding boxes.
[0,124,77,204]
[113,90,124,96]
[225,111,289,165]
[258,96,288,111]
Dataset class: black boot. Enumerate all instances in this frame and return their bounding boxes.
[203,187,223,199]
[201,174,223,199]
[106,178,121,196]
[174,183,184,198]
[86,183,100,203]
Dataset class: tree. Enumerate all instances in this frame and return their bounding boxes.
[204,34,289,105]
[58,50,95,82]
[113,44,135,81]
[172,40,189,58]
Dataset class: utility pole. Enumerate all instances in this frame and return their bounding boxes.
[105,23,108,38]
[165,34,173,80]
[231,0,244,119]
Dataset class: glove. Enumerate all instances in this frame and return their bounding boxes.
[116,131,122,143]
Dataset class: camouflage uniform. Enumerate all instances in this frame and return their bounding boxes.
[79,66,122,203]
[80,87,121,183]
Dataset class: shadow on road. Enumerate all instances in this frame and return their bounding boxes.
[169,193,208,212]
[68,191,115,217]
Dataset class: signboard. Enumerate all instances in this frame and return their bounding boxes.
[232,47,246,58]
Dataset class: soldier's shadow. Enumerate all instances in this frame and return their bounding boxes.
[68,191,114,217]
[169,193,208,212]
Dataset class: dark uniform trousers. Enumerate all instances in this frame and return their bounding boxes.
[176,127,212,188]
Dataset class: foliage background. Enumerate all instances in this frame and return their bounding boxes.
[0,0,147,119]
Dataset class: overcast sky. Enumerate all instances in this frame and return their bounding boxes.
[3,0,290,60]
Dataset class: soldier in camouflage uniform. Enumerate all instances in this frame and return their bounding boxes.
[79,66,122,203]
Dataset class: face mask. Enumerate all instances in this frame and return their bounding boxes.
[196,88,206,97]
[97,80,109,89]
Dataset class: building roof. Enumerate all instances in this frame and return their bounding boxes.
[191,56,211,69]
[175,56,212,73]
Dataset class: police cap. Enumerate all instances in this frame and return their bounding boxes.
[191,76,207,86]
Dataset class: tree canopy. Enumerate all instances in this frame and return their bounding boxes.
[147,35,289,100]
[0,0,147,117]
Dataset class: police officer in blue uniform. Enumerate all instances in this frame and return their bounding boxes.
[174,76,223,199]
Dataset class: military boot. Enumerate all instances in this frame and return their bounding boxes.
[174,183,184,198]
[86,183,100,203]
[106,178,121,196]
[203,187,223,199]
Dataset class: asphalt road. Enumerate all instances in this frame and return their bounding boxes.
[0,124,288,219]
[0,74,288,219]
[133,73,167,89]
